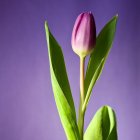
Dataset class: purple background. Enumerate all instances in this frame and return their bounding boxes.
[0,0,139,140]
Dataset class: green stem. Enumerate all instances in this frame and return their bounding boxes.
[78,56,85,140]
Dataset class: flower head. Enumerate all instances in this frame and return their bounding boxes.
[71,12,96,57]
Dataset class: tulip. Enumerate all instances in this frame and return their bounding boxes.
[71,12,96,58]
[71,12,96,140]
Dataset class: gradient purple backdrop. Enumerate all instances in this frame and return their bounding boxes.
[0,0,139,140]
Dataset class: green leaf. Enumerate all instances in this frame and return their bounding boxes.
[84,15,118,101]
[84,106,118,140]
[82,58,105,111]
[45,22,80,140]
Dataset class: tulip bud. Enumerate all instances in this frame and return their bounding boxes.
[71,12,96,58]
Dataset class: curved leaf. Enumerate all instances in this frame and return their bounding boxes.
[45,22,80,140]
[84,106,117,140]
[84,15,118,100]
[82,58,105,111]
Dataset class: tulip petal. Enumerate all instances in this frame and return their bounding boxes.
[72,12,96,57]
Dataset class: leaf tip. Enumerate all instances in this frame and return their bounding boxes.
[110,14,118,24]
[115,14,119,19]
[103,105,113,110]
[114,14,119,23]
[45,21,49,33]
[45,21,50,46]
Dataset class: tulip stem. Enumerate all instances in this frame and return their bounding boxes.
[80,57,85,104]
[78,56,85,140]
